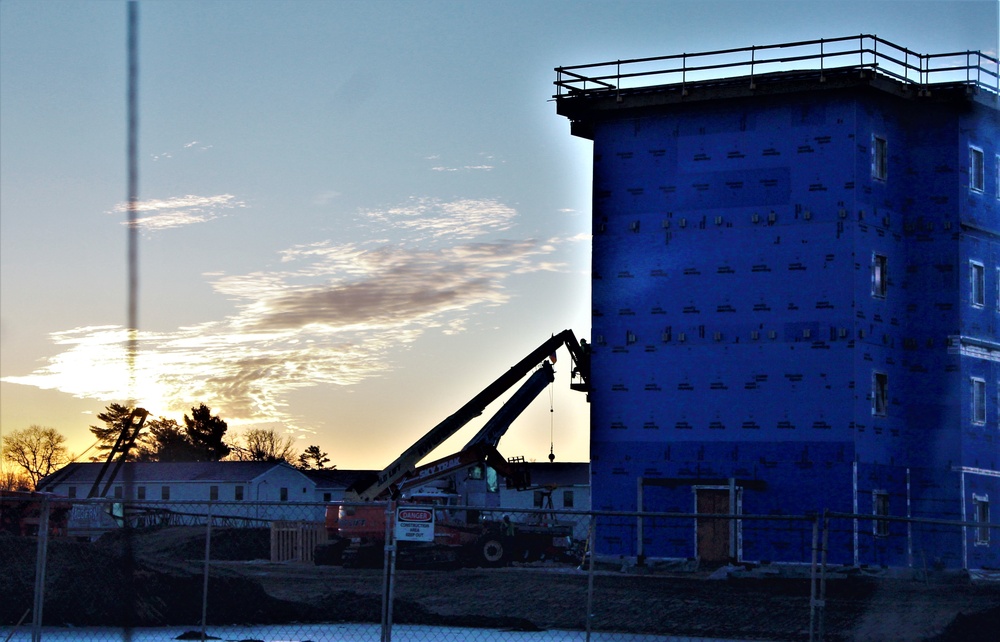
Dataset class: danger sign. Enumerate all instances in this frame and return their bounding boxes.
[395,506,434,542]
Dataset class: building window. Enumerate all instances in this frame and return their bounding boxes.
[974,495,990,545]
[563,490,575,508]
[972,378,987,424]
[137,486,146,500]
[872,135,888,181]
[210,485,219,501]
[873,491,890,537]
[971,262,985,307]
[970,146,984,192]
[323,492,332,502]
[872,253,888,298]
[235,486,244,501]
[67,486,77,498]
[113,486,123,499]
[533,491,544,508]
[280,487,289,502]
[161,486,170,500]
[873,372,888,416]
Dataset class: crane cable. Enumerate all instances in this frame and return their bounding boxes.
[548,378,555,462]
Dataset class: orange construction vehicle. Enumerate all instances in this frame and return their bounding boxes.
[322,330,590,566]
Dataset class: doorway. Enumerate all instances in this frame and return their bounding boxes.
[695,488,731,563]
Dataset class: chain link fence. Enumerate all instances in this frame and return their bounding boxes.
[1,494,996,642]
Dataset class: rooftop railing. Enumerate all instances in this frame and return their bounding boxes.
[554,34,999,99]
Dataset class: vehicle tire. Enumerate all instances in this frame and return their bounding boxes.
[477,536,507,567]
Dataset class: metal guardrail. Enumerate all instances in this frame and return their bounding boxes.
[555,34,1000,98]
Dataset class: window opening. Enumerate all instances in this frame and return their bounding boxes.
[280,487,289,502]
[210,485,219,501]
[970,146,984,192]
[873,253,888,298]
[873,136,887,181]
[486,467,499,493]
[972,378,987,424]
[873,372,888,416]
[972,262,985,307]
[873,491,890,537]
[235,486,244,501]
[974,495,990,545]
[563,490,575,508]
[67,486,77,498]
[161,486,170,500]
[137,486,145,500]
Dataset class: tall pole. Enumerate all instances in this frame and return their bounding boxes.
[126,0,140,405]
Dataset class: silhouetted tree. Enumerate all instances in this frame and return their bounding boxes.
[2,425,69,489]
[184,404,230,461]
[298,444,332,470]
[0,468,33,492]
[88,403,139,461]
[137,417,198,462]
[233,427,294,462]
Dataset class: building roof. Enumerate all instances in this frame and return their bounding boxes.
[555,35,998,139]
[37,460,309,490]
[301,468,376,490]
[521,462,590,487]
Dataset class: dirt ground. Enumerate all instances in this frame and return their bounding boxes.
[1,528,997,641]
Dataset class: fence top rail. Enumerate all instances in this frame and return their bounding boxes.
[554,34,999,97]
[824,511,1000,530]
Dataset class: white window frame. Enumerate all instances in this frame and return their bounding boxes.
[972,377,987,424]
[873,371,888,416]
[873,490,890,537]
[970,145,984,193]
[872,253,888,298]
[971,261,985,308]
[872,135,888,181]
[973,494,990,545]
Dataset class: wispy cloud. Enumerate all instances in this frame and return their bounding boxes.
[5,197,577,434]
[426,152,498,173]
[111,194,246,231]
[362,197,516,242]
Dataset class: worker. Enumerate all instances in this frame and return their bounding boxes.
[503,515,515,536]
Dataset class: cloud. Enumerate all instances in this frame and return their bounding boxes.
[111,194,246,231]
[362,197,516,242]
[5,197,575,433]
[426,153,498,173]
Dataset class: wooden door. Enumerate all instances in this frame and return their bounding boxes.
[696,489,730,563]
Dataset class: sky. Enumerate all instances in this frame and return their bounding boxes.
[1,0,997,473]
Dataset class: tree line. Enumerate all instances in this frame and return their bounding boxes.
[1,403,332,491]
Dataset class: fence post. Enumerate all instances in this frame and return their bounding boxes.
[381,501,397,642]
[809,515,818,642]
[585,515,596,642]
[636,477,644,566]
[30,495,51,642]
[818,511,830,641]
[200,503,213,642]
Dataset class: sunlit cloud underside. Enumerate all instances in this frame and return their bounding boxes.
[4,197,583,434]
[111,194,246,231]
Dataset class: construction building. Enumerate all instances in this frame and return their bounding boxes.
[555,35,999,569]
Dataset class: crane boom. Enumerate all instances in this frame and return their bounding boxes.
[344,330,589,502]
